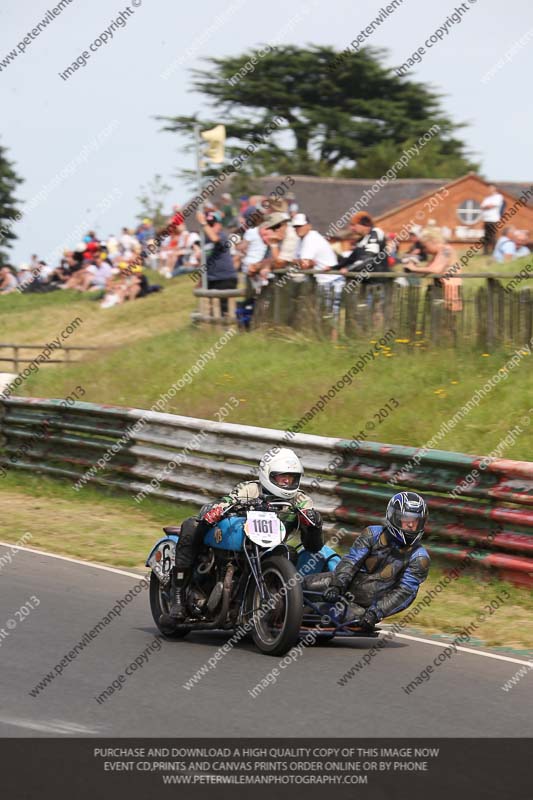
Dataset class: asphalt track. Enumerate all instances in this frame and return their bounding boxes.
[1,543,532,738]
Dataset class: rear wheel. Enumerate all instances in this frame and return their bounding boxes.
[249,556,303,656]
[149,572,191,639]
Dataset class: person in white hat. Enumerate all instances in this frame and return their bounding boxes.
[292,214,338,279]
[292,212,345,311]
[245,212,299,281]
[260,212,299,266]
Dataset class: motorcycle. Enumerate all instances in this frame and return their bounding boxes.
[146,498,305,656]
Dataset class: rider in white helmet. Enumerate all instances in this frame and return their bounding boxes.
[161,447,323,624]
[258,447,305,499]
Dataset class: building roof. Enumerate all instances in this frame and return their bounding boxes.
[258,175,447,233]
[186,173,533,235]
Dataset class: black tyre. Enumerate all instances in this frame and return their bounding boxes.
[149,571,191,639]
[249,556,303,656]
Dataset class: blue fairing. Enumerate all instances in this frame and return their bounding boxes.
[297,544,341,576]
[145,534,179,566]
[203,516,246,551]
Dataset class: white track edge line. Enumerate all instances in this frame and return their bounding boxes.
[0,541,145,579]
[391,632,532,667]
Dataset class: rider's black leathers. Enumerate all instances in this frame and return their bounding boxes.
[305,525,430,621]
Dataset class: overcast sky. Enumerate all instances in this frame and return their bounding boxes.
[1,0,531,263]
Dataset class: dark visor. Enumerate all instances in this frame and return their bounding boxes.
[390,509,425,534]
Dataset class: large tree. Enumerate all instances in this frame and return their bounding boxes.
[161,45,477,181]
[0,141,23,264]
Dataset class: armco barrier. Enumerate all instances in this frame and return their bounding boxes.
[1,396,532,587]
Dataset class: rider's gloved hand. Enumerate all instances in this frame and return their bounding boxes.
[298,508,322,528]
[360,608,379,630]
[323,583,341,603]
[203,504,225,525]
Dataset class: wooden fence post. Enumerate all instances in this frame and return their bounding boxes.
[486,278,496,351]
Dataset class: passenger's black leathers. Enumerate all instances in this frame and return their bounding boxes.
[305,525,430,621]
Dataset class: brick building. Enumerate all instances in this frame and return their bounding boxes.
[227,173,533,245]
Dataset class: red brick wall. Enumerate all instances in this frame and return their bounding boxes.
[376,175,533,244]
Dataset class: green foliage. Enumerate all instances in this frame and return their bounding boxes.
[0,141,23,263]
[136,173,172,229]
[160,45,478,182]
[347,136,480,179]
[0,470,195,568]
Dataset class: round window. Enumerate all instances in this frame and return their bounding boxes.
[457,199,482,225]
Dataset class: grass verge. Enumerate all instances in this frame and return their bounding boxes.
[0,471,195,568]
[18,323,533,461]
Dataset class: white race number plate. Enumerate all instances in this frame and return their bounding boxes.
[149,541,174,584]
[244,511,285,547]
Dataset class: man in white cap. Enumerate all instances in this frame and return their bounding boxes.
[292,213,342,285]
[292,213,345,325]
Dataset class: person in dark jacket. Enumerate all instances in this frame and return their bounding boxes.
[196,209,237,314]
[337,211,389,284]
[305,492,430,630]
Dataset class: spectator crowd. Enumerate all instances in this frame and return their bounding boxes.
[1,184,530,320]
[0,220,163,307]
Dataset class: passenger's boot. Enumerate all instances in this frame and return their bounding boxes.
[160,568,191,628]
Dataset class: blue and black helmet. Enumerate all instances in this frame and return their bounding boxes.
[386,491,428,546]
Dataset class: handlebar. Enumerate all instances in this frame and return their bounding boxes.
[224,498,293,515]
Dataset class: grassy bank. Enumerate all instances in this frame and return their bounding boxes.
[15,319,533,461]
[1,260,532,650]
[0,270,195,350]
[1,258,530,461]
[0,471,194,568]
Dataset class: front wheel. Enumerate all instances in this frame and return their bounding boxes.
[149,572,191,639]
[249,556,303,656]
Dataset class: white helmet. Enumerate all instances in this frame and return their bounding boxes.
[258,447,303,499]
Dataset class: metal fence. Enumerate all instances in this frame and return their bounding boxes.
[0,344,99,372]
[194,273,533,349]
[1,396,532,587]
